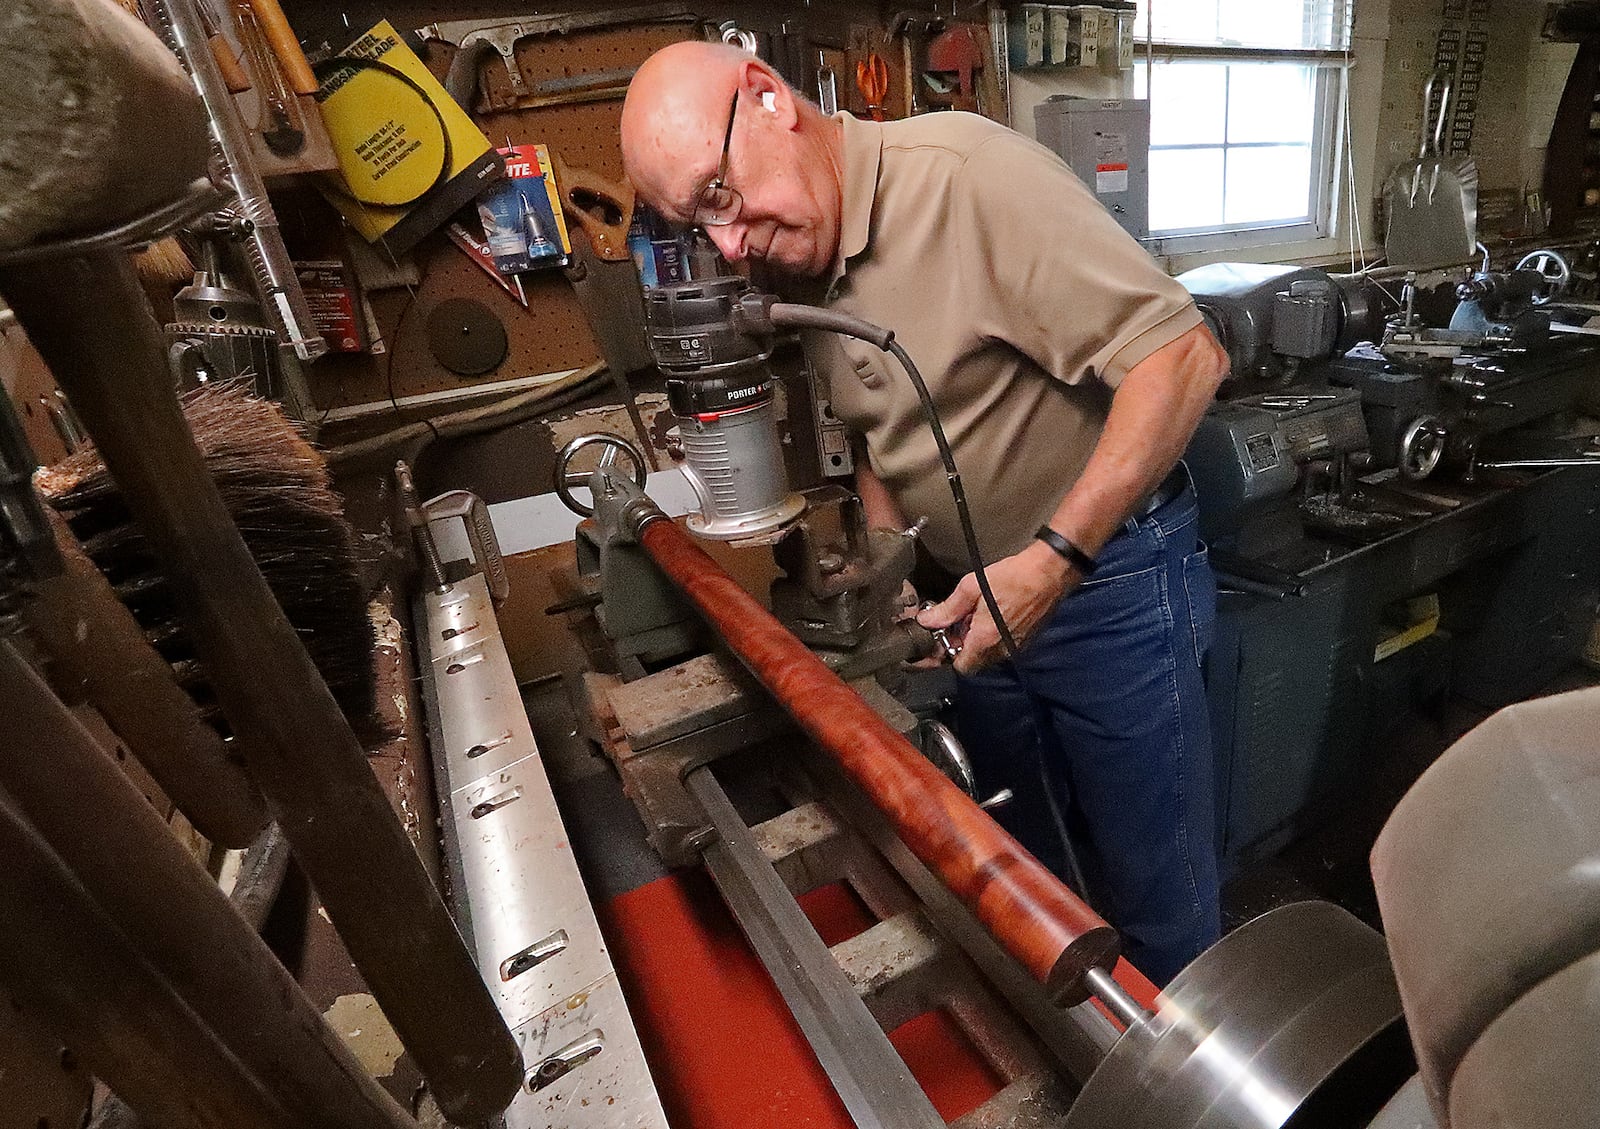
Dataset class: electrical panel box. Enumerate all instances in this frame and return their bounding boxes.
[1033,96,1150,242]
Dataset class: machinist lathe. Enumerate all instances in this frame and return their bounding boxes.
[621,42,1229,983]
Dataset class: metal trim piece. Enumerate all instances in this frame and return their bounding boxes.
[684,765,946,1129]
[422,573,668,1129]
[502,976,661,1128]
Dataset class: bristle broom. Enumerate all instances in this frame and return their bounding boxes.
[35,384,377,732]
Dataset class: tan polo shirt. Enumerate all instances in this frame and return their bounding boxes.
[801,112,1202,572]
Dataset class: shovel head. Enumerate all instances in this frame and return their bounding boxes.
[1384,156,1478,270]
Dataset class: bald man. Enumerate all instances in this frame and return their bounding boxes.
[622,42,1228,983]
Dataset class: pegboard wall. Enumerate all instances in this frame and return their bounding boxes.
[476,24,692,179]
[304,21,696,416]
[269,1,984,417]
[309,242,597,413]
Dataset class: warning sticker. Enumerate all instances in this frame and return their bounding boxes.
[1094,131,1130,194]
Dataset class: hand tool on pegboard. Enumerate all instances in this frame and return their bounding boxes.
[232,0,305,155]
[816,48,839,115]
[188,0,252,91]
[855,52,889,121]
[445,222,529,307]
[550,153,660,469]
[846,25,907,120]
[240,0,316,94]
[926,25,986,114]
[419,3,694,113]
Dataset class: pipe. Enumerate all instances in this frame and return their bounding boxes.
[0,788,291,1129]
[0,640,419,1129]
[1084,966,1153,1031]
[149,0,325,427]
[634,513,1120,1002]
[22,507,269,847]
[0,252,523,1126]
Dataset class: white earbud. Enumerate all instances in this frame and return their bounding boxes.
[761,91,777,113]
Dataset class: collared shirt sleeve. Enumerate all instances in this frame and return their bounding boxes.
[951,133,1202,389]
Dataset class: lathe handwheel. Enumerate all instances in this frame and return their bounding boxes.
[1515,249,1571,296]
[1399,416,1447,480]
[552,432,649,517]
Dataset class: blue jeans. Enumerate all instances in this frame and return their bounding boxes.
[956,475,1220,985]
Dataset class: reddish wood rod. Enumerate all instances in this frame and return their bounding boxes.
[637,516,1120,1001]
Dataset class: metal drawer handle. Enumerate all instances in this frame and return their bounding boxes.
[527,1030,604,1092]
[500,930,568,981]
[468,787,522,819]
[465,731,514,759]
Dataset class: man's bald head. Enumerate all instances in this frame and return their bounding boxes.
[621,42,747,215]
[621,41,846,279]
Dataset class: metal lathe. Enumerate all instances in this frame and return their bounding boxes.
[0,1,1597,1126]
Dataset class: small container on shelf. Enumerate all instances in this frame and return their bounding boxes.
[1047,6,1080,66]
[1009,4,1048,68]
[1115,6,1137,71]
[1077,5,1103,68]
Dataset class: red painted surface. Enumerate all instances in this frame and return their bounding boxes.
[638,517,1119,999]
[1113,958,1161,1013]
[599,871,1004,1128]
[796,881,877,947]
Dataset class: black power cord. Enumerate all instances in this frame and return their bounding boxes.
[882,338,1023,661]
[759,302,1021,662]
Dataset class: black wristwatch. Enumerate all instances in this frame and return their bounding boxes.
[1035,525,1097,575]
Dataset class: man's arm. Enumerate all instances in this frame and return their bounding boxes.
[919,323,1228,673]
[854,445,908,531]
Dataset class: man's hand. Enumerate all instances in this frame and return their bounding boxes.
[916,542,1078,673]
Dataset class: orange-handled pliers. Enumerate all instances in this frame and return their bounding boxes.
[855,52,888,122]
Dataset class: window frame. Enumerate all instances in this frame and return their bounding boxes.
[1137,49,1348,256]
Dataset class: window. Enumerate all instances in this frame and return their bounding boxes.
[1131,1,1352,250]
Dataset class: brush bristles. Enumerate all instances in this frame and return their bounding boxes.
[133,238,195,287]
[37,384,377,730]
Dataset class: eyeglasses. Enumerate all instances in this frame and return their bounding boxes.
[691,91,743,228]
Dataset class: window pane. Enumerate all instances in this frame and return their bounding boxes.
[1150,148,1226,231]
[1144,1,1219,45]
[1217,0,1308,49]
[1147,62,1227,146]
[1132,0,1351,51]
[1223,145,1313,224]
[1226,63,1316,144]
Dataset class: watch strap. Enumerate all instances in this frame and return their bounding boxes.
[1035,525,1097,575]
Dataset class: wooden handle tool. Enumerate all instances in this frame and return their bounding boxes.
[242,0,316,95]
[550,153,636,262]
[194,0,254,95]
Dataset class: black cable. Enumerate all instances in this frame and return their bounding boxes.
[383,290,419,424]
[884,340,1023,663]
[883,339,1093,898]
